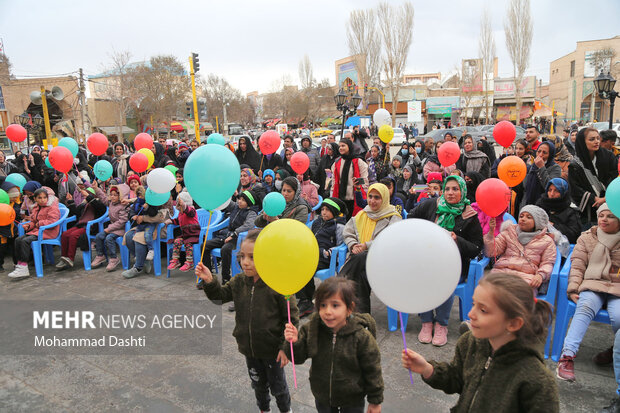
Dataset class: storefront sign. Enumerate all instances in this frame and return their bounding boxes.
[407,101,422,122]
[494,76,536,99]
[427,104,452,115]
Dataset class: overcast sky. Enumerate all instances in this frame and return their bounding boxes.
[1,0,618,95]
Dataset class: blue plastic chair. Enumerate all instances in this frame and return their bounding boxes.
[315,243,345,281]
[230,231,249,277]
[205,217,232,273]
[114,221,132,270]
[17,203,70,278]
[306,219,315,229]
[387,256,489,332]
[82,209,110,271]
[335,243,348,272]
[551,249,611,361]
[503,212,517,224]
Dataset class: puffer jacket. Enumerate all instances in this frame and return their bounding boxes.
[26,187,61,239]
[170,205,201,243]
[484,223,557,285]
[568,226,620,296]
[311,216,345,266]
[105,186,129,236]
[285,312,384,407]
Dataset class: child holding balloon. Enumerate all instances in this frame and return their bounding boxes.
[165,191,201,272]
[284,277,384,413]
[401,272,559,412]
[196,229,297,413]
[91,185,129,271]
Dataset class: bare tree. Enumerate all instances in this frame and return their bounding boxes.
[588,48,616,122]
[99,50,135,142]
[479,8,496,124]
[0,53,13,84]
[199,74,243,130]
[459,60,483,124]
[298,54,315,91]
[347,8,382,105]
[504,0,533,124]
[377,2,414,126]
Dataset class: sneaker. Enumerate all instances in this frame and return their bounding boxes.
[122,267,143,279]
[106,257,120,272]
[179,262,193,272]
[556,355,576,381]
[91,255,107,268]
[458,321,472,336]
[593,347,614,366]
[167,259,181,270]
[55,258,68,269]
[146,250,154,260]
[228,303,236,312]
[418,322,433,344]
[8,264,30,279]
[298,300,314,318]
[432,323,448,347]
[599,397,620,413]
[143,260,152,274]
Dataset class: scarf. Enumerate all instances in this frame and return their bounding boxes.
[436,175,470,231]
[338,140,355,199]
[461,149,489,174]
[584,227,620,280]
[355,183,399,243]
[515,226,543,246]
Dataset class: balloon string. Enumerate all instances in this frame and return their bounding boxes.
[287,298,297,389]
[197,212,212,284]
[400,312,414,385]
[258,157,264,178]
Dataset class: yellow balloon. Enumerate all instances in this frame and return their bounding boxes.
[138,148,154,169]
[253,219,319,296]
[379,124,394,143]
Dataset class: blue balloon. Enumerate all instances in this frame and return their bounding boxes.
[263,192,286,217]
[145,188,170,206]
[6,173,27,191]
[184,144,240,210]
[606,177,620,218]
[58,137,79,157]
[93,160,113,181]
[207,133,226,146]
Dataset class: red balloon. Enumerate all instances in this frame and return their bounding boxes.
[48,146,74,173]
[0,203,15,226]
[258,130,281,155]
[87,133,109,156]
[475,178,512,218]
[493,121,517,148]
[290,152,310,174]
[6,124,27,142]
[134,133,153,151]
[437,141,461,167]
[129,152,148,173]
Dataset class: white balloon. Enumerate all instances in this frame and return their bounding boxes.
[147,168,176,194]
[373,108,391,127]
[366,219,461,314]
[215,198,232,211]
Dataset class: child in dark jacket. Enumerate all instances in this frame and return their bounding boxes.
[166,191,201,272]
[196,229,298,413]
[284,277,384,413]
[402,272,559,413]
[0,181,22,271]
[91,185,129,272]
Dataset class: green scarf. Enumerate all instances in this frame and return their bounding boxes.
[436,175,470,231]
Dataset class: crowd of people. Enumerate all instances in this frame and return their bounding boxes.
[1,122,620,412]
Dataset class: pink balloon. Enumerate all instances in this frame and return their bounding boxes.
[87,133,109,156]
[129,153,148,173]
[259,130,280,155]
[493,121,517,148]
[134,133,153,151]
[6,124,27,143]
[48,146,74,173]
[290,152,310,174]
[437,141,461,167]
[475,178,512,217]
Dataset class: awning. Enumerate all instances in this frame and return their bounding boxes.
[97,126,135,135]
[169,121,185,132]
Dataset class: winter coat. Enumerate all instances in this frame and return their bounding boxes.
[170,205,201,243]
[214,205,258,240]
[300,146,320,178]
[456,150,491,178]
[311,216,345,266]
[568,226,620,296]
[286,312,383,407]
[484,223,557,286]
[258,153,283,172]
[410,198,483,281]
[423,332,559,413]
[522,163,562,206]
[536,195,581,244]
[300,179,319,208]
[105,195,129,237]
[25,187,61,239]
[331,157,369,201]
[202,274,299,359]
[343,211,401,251]
[66,187,107,228]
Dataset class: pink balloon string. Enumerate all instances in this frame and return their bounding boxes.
[287,297,297,388]
[400,312,414,385]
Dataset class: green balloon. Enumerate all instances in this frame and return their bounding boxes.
[45,157,52,168]
[58,137,79,157]
[0,189,9,204]
[164,165,178,176]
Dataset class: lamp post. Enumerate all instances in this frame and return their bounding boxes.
[14,111,42,154]
[593,70,618,130]
[334,88,362,140]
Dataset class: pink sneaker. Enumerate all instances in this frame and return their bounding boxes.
[418,322,433,344]
[179,262,194,272]
[432,323,448,347]
[106,257,120,272]
[91,255,107,268]
[167,259,181,270]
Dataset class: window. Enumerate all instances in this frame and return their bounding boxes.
[570,60,575,78]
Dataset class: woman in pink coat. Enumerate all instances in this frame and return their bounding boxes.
[485,205,557,292]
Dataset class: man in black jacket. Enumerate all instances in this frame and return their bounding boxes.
[351,125,369,157]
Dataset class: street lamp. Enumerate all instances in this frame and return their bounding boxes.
[13,111,41,153]
[334,89,362,140]
[594,70,618,130]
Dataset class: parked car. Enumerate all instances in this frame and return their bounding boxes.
[471,125,526,145]
[226,134,255,149]
[310,127,333,138]
[391,128,407,144]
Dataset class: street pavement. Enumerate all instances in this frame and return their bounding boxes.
[0,253,616,413]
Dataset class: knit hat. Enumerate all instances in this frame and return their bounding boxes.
[127,174,140,186]
[597,202,611,216]
[546,178,569,198]
[178,143,189,151]
[109,185,120,195]
[520,205,549,230]
[263,169,276,181]
[240,190,257,206]
[427,172,443,184]
[23,180,42,194]
[392,155,403,165]
[178,190,193,206]
[275,169,289,180]
[320,197,347,217]
[85,187,96,196]
[79,170,91,184]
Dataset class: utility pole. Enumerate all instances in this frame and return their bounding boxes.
[79,68,87,143]
[223,103,228,135]
[189,53,201,142]
[40,85,52,144]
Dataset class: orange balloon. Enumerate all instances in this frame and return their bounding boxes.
[497,156,527,187]
[0,203,16,226]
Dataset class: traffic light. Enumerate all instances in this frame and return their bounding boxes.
[198,99,207,120]
[185,102,193,119]
[192,52,200,73]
